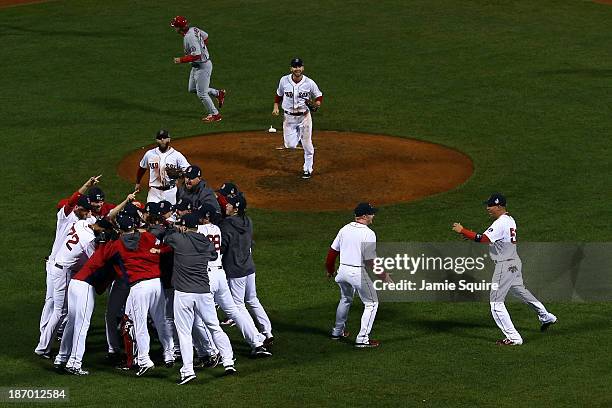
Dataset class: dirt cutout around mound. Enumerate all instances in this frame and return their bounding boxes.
[117,131,473,212]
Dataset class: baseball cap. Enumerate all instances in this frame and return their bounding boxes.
[180,212,200,228]
[87,187,105,202]
[217,182,239,197]
[116,214,135,231]
[144,202,159,214]
[196,203,217,220]
[173,198,192,212]
[354,202,378,217]
[290,57,304,67]
[122,202,142,218]
[155,129,170,140]
[95,218,114,230]
[77,196,93,210]
[484,193,507,207]
[184,165,201,179]
[158,200,173,214]
[226,194,247,211]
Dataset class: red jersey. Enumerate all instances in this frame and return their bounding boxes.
[72,242,117,294]
[77,231,162,286]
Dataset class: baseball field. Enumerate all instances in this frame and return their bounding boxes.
[1,0,611,406]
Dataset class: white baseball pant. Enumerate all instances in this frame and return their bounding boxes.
[146,186,178,205]
[210,267,266,348]
[490,259,556,343]
[54,280,95,370]
[283,111,314,173]
[164,288,181,355]
[174,290,234,377]
[105,279,130,353]
[188,61,219,116]
[35,264,70,354]
[228,273,273,340]
[38,260,55,336]
[125,278,174,367]
[332,265,379,344]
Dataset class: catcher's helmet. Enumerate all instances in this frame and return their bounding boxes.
[170,15,189,29]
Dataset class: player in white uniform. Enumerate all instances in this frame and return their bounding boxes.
[135,129,190,204]
[53,219,113,375]
[272,57,323,179]
[326,203,387,348]
[196,204,271,358]
[35,195,96,357]
[38,176,101,351]
[452,193,558,345]
[171,15,225,123]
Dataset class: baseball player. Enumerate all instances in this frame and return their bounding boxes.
[221,194,274,346]
[53,219,116,375]
[163,213,234,384]
[452,193,558,345]
[175,165,221,216]
[38,176,101,351]
[272,57,323,179]
[326,202,386,348]
[170,15,226,123]
[135,130,190,204]
[35,195,96,357]
[197,203,271,357]
[81,214,175,375]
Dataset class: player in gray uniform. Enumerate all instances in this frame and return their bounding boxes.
[452,193,558,345]
[170,16,225,123]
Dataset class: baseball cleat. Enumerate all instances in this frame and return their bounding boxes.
[495,338,522,346]
[220,318,236,327]
[35,351,52,359]
[330,331,350,340]
[217,89,226,108]
[164,360,175,368]
[53,362,66,373]
[263,336,274,347]
[177,374,196,385]
[540,317,558,332]
[252,346,272,358]
[64,366,89,376]
[135,363,154,377]
[202,113,222,123]
[224,365,237,375]
[301,171,312,179]
[195,353,220,369]
[355,339,380,348]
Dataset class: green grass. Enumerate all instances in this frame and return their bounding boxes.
[1,0,611,406]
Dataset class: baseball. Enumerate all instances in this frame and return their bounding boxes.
[268,126,277,133]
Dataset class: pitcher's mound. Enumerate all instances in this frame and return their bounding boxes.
[117,131,473,211]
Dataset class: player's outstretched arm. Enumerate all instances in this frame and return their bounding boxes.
[452,222,491,243]
[79,175,102,194]
[108,192,137,220]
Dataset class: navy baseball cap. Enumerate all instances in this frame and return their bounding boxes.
[290,57,303,67]
[95,218,115,230]
[173,198,192,212]
[144,202,159,214]
[226,194,247,211]
[484,193,506,207]
[77,195,93,210]
[217,182,239,197]
[156,129,170,140]
[87,187,105,202]
[116,214,135,231]
[196,203,217,220]
[180,213,200,228]
[184,165,201,179]
[158,200,173,214]
[122,202,141,218]
[354,202,378,217]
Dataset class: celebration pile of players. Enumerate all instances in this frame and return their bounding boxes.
[34,130,274,385]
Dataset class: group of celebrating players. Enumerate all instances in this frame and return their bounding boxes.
[34,130,274,385]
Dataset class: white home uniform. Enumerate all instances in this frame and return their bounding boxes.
[184,26,221,116]
[330,222,379,344]
[197,224,266,350]
[37,220,96,355]
[139,147,190,204]
[485,213,557,344]
[275,74,323,174]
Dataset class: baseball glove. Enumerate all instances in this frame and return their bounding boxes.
[165,164,184,180]
[305,99,319,112]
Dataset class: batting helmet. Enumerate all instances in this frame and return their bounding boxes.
[170,15,189,29]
